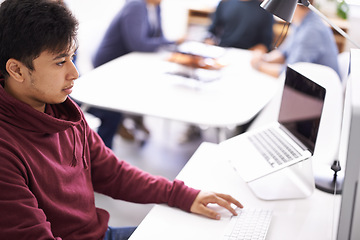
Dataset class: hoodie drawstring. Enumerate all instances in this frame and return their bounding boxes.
[69,121,88,169]
[81,120,88,169]
[70,126,77,168]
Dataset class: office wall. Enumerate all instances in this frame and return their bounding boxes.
[344,3,360,51]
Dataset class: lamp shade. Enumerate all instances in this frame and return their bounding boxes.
[261,0,298,22]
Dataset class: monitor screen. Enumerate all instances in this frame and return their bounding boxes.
[278,67,326,153]
[336,49,360,240]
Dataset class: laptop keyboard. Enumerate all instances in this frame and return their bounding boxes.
[222,208,272,240]
[248,128,301,167]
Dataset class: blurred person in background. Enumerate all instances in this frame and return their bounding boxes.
[182,0,274,143]
[250,0,339,78]
[89,0,184,148]
[205,0,274,53]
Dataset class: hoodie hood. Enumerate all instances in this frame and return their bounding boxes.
[0,80,88,168]
[0,80,82,134]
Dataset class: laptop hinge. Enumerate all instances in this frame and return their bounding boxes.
[279,125,309,152]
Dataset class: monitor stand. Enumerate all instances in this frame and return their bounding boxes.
[247,158,315,200]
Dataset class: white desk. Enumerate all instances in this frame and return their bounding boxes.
[129,142,341,240]
[71,48,280,141]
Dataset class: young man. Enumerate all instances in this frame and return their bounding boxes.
[0,1,242,239]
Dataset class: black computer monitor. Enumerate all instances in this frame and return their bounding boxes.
[336,49,360,239]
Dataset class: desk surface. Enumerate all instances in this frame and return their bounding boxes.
[71,47,279,128]
[129,142,341,240]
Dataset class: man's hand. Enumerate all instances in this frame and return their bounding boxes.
[190,191,243,220]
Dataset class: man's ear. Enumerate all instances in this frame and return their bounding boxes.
[6,59,26,82]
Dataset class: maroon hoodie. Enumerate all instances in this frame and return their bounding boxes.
[0,80,200,239]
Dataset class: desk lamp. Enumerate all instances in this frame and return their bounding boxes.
[261,0,360,195]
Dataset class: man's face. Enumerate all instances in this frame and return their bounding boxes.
[21,48,79,111]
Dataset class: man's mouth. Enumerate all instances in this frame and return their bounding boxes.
[64,83,74,90]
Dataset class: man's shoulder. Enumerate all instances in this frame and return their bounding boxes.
[121,0,146,16]
[124,0,145,8]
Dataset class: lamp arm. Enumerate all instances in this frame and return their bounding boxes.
[301,0,360,49]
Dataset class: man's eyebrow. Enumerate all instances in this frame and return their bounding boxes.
[52,47,78,60]
[53,53,69,60]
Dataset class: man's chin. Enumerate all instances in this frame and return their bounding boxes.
[52,96,69,104]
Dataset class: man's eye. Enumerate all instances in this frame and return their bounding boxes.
[71,54,77,62]
[57,60,66,66]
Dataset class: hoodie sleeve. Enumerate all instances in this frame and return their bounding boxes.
[0,140,61,240]
[87,128,200,212]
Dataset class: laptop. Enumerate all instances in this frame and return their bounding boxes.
[220,66,326,183]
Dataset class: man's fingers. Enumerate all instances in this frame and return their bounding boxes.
[196,204,221,220]
[190,191,244,220]
[213,195,238,216]
[216,193,244,209]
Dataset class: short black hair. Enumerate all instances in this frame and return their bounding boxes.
[0,0,78,77]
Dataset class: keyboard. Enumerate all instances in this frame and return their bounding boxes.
[248,128,301,167]
[222,208,272,240]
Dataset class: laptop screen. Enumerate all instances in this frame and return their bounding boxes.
[278,67,326,153]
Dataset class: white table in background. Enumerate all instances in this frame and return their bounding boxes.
[71,48,280,141]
